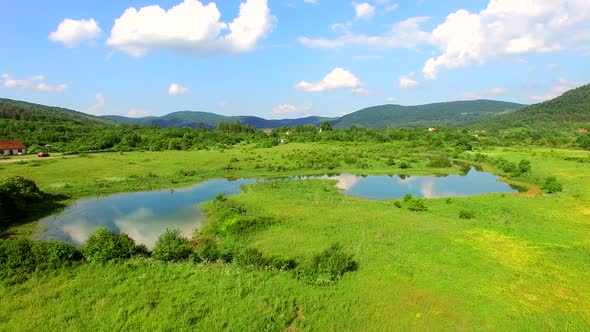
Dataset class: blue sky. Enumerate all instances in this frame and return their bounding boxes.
[1,0,589,119]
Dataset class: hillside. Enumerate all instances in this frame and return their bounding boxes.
[102,112,333,129]
[475,83,590,128]
[0,98,115,126]
[332,100,525,128]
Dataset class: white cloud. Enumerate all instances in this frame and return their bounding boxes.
[2,74,67,92]
[386,97,397,103]
[168,83,190,96]
[36,83,68,92]
[353,2,375,20]
[107,0,274,57]
[2,74,44,88]
[304,0,317,3]
[399,72,418,88]
[423,0,590,79]
[530,78,582,102]
[272,103,312,114]
[86,93,106,115]
[299,16,429,49]
[296,68,367,94]
[127,109,150,118]
[49,18,101,47]
[487,87,506,95]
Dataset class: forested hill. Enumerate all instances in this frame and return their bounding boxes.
[331,100,525,128]
[102,112,333,129]
[475,83,590,128]
[0,98,114,126]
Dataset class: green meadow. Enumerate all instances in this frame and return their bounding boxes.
[1,142,590,330]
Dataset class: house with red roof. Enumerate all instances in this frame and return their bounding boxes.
[0,140,26,156]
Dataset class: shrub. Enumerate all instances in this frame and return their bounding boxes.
[403,193,414,202]
[152,228,193,262]
[543,177,563,193]
[393,201,402,208]
[427,156,452,168]
[502,162,517,173]
[234,247,266,268]
[407,198,428,212]
[295,243,357,285]
[267,254,297,270]
[518,160,531,173]
[399,161,411,169]
[459,210,476,219]
[0,238,36,270]
[196,237,221,262]
[32,240,81,266]
[83,227,137,263]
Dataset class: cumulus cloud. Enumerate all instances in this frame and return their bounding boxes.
[272,103,312,114]
[304,0,317,3]
[127,109,150,117]
[296,68,367,94]
[49,18,101,47]
[399,73,418,88]
[2,74,67,92]
[353,2,375,20]
[530,78,582,102]
[106,0,274,57]
[168,83,190,96]
[423,0,590,79]
[86,93,106,115]
[386,97,397,103]
[299,16,429,49]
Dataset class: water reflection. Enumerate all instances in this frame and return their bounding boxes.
[34,178,255,248]
[34,168,518,247]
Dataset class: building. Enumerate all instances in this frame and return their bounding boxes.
[580,128,588,133]
[428,127,437,132]
[262,129,272,136]
[0,140,26,156]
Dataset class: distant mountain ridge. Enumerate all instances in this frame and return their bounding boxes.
[102,112,334,129]
[103,100,525,129]
[332,100,525,128]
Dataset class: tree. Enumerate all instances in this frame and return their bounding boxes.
[320,120,333,132]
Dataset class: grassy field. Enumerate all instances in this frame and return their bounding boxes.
[1,143,589,330]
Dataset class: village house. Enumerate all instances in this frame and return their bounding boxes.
[580,128,588,133]
[262,129,272,136]
[428,127,437,132]
[0,140,26,156]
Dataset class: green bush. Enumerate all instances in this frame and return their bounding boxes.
[267,254,297,270]
[295,243,357,285]
[459,210,476,219]
[0,238,36,270]
[32,240,81,266]
[152,228,193,262]
[518,160,531,173]
[83,227,137,263]
[403,193,414,202]
[427,156,452,168]
[234,247,266,268]
[542,177,563,193]
[393,201,402,208]
[399,161,411,169]
[407,198,428,212]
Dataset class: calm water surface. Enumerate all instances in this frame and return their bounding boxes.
[34,169,519,247]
